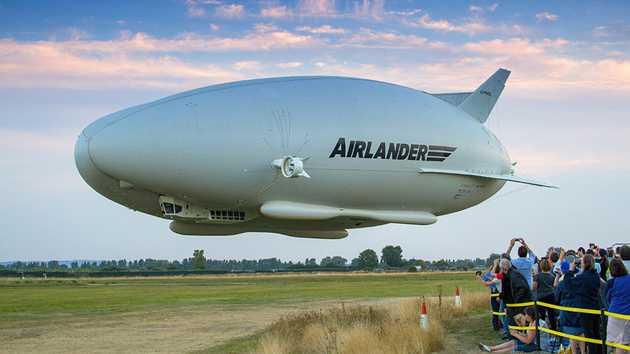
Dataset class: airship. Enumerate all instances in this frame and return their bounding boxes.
[75,68,555,239]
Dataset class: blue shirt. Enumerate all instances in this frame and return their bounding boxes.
[556,278,580,327]
[483,271,497,291]
[564,269,602,310]
[607,274,630,315]
[512,252,537,289]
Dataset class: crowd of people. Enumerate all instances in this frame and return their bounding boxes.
[476,238,630,353]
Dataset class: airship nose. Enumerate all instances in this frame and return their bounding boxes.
[74,131,108,194]
[75,120,163,216]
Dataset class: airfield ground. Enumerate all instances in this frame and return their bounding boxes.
[0,272,500,353]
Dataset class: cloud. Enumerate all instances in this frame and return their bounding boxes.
[0,28,321,89]
[385,9,422,17]
[463,38,569,56]
[469,3,499,14]
[413,14,490,35]
[209,23,220,31]
[0,129,72,153]
[65,27,89,41]
[469,5,484,14]
[352,0,385,20]
[185,0,206,18]
[535,12,558,22]
[343,28,446,49]
[0,30,319,55]
[0,44,244,90]
[187,5,206,17]
[296,25,345,34]
[185,0,223,18]
[232,60,261,70]
[276,62,304,68]
[592,24,630,39]
[297,0,336,17]
[260,5,291,18]
[1,25,629,95]
[216,4,245,18]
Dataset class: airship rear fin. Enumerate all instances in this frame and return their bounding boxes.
[431,92,473,106]
[458,68,511,123]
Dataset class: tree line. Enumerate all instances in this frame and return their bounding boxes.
[1,247,499,273]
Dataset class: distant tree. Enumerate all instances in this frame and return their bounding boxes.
[304,258,317,267]
[192,250,206,270]
[485,253,501,267]
[434,259,449,270]
[381,245,403,267]
[357,249,379,270]
[320,256,348,267]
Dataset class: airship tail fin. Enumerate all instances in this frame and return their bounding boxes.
[458,68,511,123]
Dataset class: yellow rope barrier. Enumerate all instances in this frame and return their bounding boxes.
[604,310,630,321]
[490,295,630,350]
[536,301,601,315]
[505,301,535,307]
[507,325,630,350]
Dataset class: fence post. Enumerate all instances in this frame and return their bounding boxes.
[534,300,541,351]
[600,308,607,353]
[438,285,442,321]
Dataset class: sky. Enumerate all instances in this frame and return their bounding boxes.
[1,0,630,263]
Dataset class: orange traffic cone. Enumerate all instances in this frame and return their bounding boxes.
[420,298,429,329]
[455,286,462,307]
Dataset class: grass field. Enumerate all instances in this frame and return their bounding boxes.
[0,272,498,353]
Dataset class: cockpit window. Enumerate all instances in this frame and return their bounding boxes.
[163,203,174,214]
[174,204,182,213]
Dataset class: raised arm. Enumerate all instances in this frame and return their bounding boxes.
[506,238,517,256]
[522,239,537,261]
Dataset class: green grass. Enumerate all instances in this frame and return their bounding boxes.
[441,312,502,353]
[0,272,479,321]
[192,332,264,354]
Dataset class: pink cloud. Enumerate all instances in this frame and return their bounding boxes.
[297,0,336,17]
[536,12,559,22]
[352,0,385,20]
[296,25,345,34]
[216,4,245,19]
[260,5,291,18]
[413,14,490,35]
[342,28,446,49]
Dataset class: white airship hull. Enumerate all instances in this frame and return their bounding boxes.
[75,71,552,238]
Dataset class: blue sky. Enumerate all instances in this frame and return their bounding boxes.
[1,0,629,262]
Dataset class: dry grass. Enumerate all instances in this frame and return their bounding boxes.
[255,291,489,354]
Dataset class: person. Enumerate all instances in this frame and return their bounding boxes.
[478,259,502,331]
[549,251,560,276]
[620,245,630,271]
[606,259,630,354]
[533,258,557,330]
[506,238,537,289]
[499,258,532,339]
[563,254,603,354]
[586,248,602,275]
[555,260,586,354]
[598,248,609,281]
[578,247,586,258]
[478,307,552,353]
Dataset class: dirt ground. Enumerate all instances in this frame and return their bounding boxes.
[1,299,405,354]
